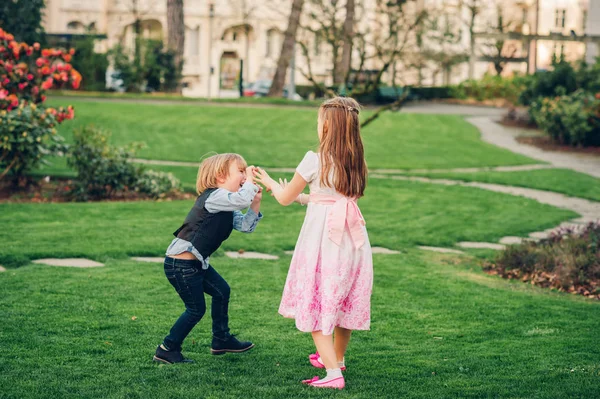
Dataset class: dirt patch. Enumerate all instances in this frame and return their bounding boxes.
[0,177,194,204]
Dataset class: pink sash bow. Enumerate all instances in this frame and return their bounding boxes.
[309,193,366,249]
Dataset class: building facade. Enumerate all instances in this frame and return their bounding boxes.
[41,0,597,97]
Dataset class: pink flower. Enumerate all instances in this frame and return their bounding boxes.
[41,78,53,90]
[0,89,7,99]
[27,73,34,80]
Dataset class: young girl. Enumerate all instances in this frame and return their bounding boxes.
[254,97,373,389]
[154,153,262,364]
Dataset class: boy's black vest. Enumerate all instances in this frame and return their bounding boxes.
[173,188,234,259]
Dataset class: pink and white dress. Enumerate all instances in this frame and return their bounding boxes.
[278,151,373,335]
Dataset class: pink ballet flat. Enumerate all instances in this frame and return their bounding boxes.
[308,352,346,371]
[307,376,345,390]
[301,376,320,385]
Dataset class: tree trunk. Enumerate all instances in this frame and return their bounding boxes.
[268,0,304,97]
[167,0,185,93]
[334,0,355,86]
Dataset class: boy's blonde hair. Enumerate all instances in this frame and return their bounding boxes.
[196,153,247,195]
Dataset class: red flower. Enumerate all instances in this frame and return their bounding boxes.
[18,82,27,90]
[2,78,9,85]
[41,49,50,57]
[69,48,75,56]
[5,63,12,73]
[63,54,72,63]
[27,73,34,80]
[36,58,44,67]
[40,66,50,75]
[41,78,53,90]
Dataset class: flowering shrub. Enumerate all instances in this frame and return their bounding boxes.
[0,103,68,180]
[530,90,600,147]
[0,28,80,182]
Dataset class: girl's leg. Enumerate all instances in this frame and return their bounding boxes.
[333,327,352,364]
[311,331,338,370]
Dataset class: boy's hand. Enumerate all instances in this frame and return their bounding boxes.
[250,185,262,214]
[245,166,257,184]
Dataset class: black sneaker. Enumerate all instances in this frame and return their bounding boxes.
[153,345,195,364]
[210,335,254,355]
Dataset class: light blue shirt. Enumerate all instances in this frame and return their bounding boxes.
[166,181,263,269]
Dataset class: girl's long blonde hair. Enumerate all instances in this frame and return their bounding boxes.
[196,153,247,194]
[318,97,367,198]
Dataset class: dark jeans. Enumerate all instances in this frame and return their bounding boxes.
[162,256,231,351]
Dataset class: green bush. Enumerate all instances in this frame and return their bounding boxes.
[70,36,109,91]
[407,86,452,101]
[530,90,600,147]
[136,170,181,199]
[67,126,182,200]
[110,39,182,93]
[67,125,143,200]
[486,222,600,297]
[519,61,579,105]
[452,74,531,104]
[0,103,68,183]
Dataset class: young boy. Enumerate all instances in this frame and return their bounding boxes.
[154,153,262,364]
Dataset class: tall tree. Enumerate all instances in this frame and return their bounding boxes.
[461,0,483,79]
[482,4,519,75]
[334,0,355,86]
[268,0,305,97]
[0,0,46,44]
[167,0,185,93]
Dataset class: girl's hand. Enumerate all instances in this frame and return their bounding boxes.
[271,178,288,197]
[253,167,276,191]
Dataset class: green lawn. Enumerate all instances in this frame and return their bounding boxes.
[48,89,323,107]
[402,168,600,202]
[1,251,598,398]
[46,100,538,169]
[4,101,598,398]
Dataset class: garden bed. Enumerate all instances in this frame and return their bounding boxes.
[0,177,193,203]
[484,222,600,300]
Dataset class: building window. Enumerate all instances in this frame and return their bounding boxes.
[186,26,199,57]
[66,21,85,34]
[552,42,565,60]
[232,31,237,41]
[521,9,528,25]
[555,9,566,28]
